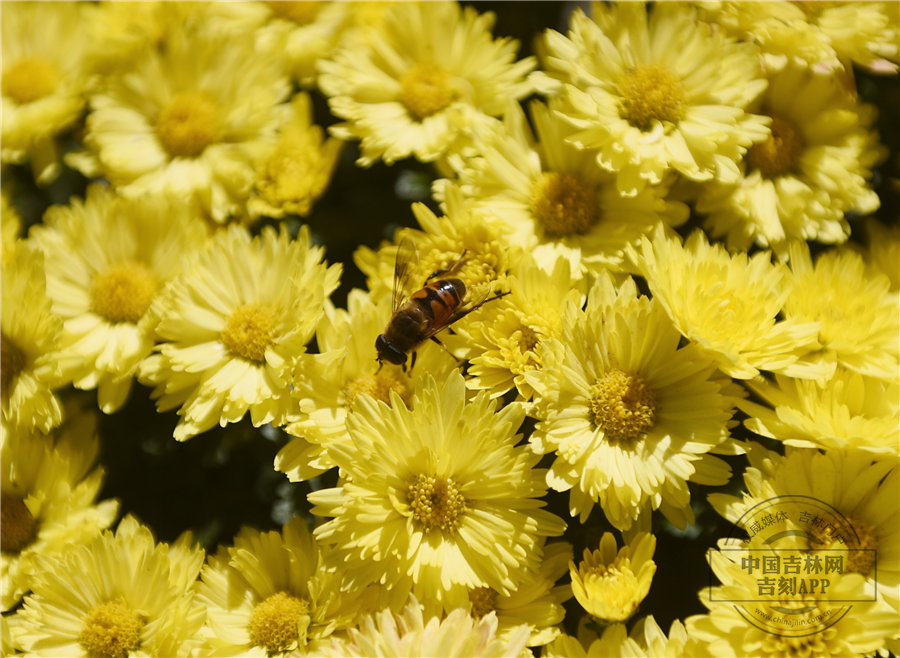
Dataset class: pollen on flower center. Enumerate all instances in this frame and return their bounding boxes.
[79,598,145,658]
[248,591,309,653]
[1,58,60,104]
[399,63,453,121]
[808,516,878,576]
[517,325,539,354]
[221,302,280,363]
[618,64,686,131]
[590,370,657,444]
[530,172,598,237]
[91,261,157,324]
[1,332,26,399]
[156,91,222,158]
[408,473,467,533]
[747,114,804,178]
[265,0,322,24]
[468,587,497,618]
[0,493,35,553]
[344,370,412,408]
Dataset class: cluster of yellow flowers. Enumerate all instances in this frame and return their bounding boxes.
[2,1,898,656]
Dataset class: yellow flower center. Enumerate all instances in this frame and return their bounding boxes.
[500,322,542,376]
[618,64,686,131]
[589,370,657,445]
[808,516,878,576]
[399,63,453,121]
[530,172,598,237]
[79,599,145,658]
[1,332,26,400]
[747,115,804,178]
[256,128,332,212]
[759,619,837,657]
[2,58,60,104]
[265,0,322,24]
[90,261,157,324]
[579,560,643,621]
[248,591,309,653]
[0,493,35,553]
[468,587,497,618]
[408,473,467,533]
[459,259,500,295]
[419,246,501,302]
[517,325,539,353]
[156,91,222,158]
[221,302,280,363]
[344,369,412,408]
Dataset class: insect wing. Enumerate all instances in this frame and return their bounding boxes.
[391,237,419,313]
[420,284,510,343]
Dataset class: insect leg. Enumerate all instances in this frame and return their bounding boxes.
[428,335,462,362]
[425,250,469,283]
[448,290,511,324]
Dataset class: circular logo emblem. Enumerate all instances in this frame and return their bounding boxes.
[711,495,874,638]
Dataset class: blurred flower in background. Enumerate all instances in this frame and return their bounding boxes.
[1,1,90,184]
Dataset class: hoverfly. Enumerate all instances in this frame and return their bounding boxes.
[375,238,509,372]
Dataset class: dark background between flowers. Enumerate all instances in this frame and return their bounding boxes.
[5,1,899,637]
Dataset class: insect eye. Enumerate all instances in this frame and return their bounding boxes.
[375,335,407,365]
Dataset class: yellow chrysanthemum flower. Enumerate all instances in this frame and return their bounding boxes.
[686,543,898,657]
[535,3,770,196]
[83,1,269,78]
[309,371,566,607]
[709,444,899,617]
[318,0,535,165]
[545,615,692,658]
[437,98,689,277]
[83,1,270,77]
[781,242,898,381]
[0,1,90,183]
[526,274,736,531]
[67,16,291,223]
[444,254,585,401]
[634,227,825,380]
[256,1,352,86]
[1,241,68,433]
[699,1,898,74]
[13,516,205,657]
[318,597,531,658]
[1,406,118,611]
[739,368,899,458]
[435,540,571,649]
[277,289,457,482]
[138,225,341,441]
[197,516,371,656]
[864,219,900,291]
[697,65,886,258]
[570,532,656,623]
[247,93,343,221]
[31,185,209,414]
